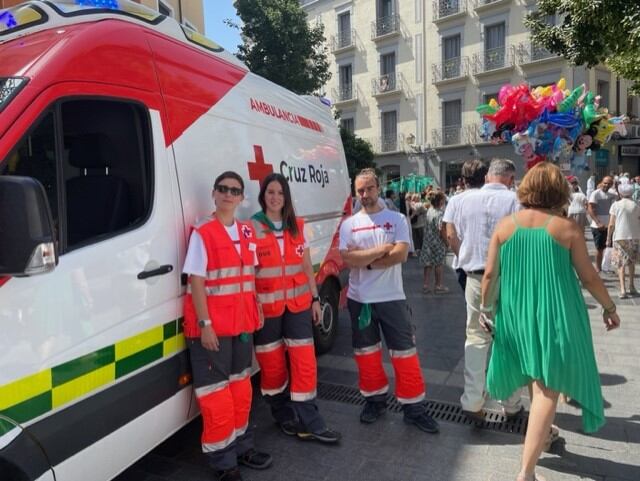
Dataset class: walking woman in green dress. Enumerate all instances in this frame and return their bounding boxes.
[480,163,620,481]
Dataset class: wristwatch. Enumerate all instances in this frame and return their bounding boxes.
[311,295,321,304]
[198,319,212,328]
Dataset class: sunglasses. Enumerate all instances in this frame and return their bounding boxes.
[215,185,243,196]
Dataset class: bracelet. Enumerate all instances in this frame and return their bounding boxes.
[602,303,616,314]
[311,295,321,304]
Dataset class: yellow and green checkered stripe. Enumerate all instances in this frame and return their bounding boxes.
[0,319,185,436]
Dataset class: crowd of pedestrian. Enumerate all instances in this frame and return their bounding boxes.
[182,160,635,481]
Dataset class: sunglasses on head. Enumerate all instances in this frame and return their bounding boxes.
[215,185,243,196]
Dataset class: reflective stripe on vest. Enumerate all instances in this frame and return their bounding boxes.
[256,283,310,305]
[207,265,255,280]
[187,281,255,295]
[195,380,229,398]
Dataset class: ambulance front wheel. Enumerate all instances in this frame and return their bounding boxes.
[313,279,339,354]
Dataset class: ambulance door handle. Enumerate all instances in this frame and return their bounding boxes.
[137,264,173,280]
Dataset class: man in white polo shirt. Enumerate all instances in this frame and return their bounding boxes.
[443,158,523,422]
[339,168,439,434]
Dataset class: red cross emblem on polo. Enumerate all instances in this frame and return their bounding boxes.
[383,222,393,231]
[296,244,304,257]
[241,225,252,239]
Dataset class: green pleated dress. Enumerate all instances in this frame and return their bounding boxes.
[486,214,605,433]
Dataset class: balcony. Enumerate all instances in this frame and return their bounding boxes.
[373,133,403,154]
[431,125,463,147]
[371,14,400,41]
[332,84,357,106]
[371,72,404,97]
[432,57,469,84]
[516,41,560,65]
[474,0,512,12]
[471,46,515,75]
[432,0,467,23]
[331,30,356,53]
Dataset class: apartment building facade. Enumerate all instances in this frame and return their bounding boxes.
[301,0,640,187]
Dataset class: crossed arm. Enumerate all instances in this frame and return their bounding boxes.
[340,241,408,269]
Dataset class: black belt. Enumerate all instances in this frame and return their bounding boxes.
[466,269,485,275]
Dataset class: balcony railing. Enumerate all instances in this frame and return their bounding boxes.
[332,84,356,103]
[373,133,403,153]
[432,57,469,83]
[432,125,463,147]
[372,72,403,96]
[432,0,466,21]
[474,0,510,6]
[332,29,355,52]
[472,46,514,74]
[516,41,559,64]
[371,14,400,39]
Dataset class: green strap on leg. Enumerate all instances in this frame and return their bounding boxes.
[239,332,250,343]
[358,303,372,330]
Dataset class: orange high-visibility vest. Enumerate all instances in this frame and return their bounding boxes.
[252,217,311,318]
[183,217,259,337]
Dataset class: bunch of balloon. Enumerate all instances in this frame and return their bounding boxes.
[476,78,627,176]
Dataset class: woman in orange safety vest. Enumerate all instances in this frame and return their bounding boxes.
[183,171,272,481]
[251,173,341,444]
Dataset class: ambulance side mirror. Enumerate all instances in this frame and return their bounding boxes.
[0,176,58,276]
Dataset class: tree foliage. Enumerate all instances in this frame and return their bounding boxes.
[232,0,331,95]
[525,0,640,94]
[340,127,376,184]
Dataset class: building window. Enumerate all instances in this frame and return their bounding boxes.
[379,0,395,19]
[443,34,461,79]
[337,11,352,48]
[338,64,353,101]
[597,80,610,110]
[341,118,355,134]
[443,100,461,145]
[484,22,506,70]
[381,110,397,152]
[380,52,396,91]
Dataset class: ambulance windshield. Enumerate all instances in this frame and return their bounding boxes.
[48,0,162,23]
[0,5,46,36]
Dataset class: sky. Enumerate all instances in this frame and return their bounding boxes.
[203,0,242,53]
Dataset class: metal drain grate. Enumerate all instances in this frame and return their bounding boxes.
[317,382,527,435]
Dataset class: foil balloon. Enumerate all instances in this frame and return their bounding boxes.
[557,84,584,113]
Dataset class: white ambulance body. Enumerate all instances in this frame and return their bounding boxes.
[0,2,350,480]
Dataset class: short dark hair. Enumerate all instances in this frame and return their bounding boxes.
[214,171,244,191]
[461,159,488,188]
[355,168,380,187]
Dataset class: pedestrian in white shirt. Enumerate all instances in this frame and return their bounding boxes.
[339,168,439,434]
[568,177,588,227]
[587,176,617,273]
[607,183,640,298]
[443,158,523,422]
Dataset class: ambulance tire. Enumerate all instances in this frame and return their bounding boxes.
[313,279,339,355]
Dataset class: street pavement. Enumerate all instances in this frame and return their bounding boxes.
[116,244,640,481]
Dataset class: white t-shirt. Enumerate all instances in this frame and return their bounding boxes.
[442,183,519,271]
[183,221,257,277]
[339,208,410,303]
[609,199,640,241]
[568,192,588,215]
[588,189,617,228]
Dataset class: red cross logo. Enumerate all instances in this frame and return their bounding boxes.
[241,225,252,239]
[295,244,305,257]
[383,222,393,231]
[247,145,273,185]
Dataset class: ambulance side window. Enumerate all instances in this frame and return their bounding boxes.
[0,98,152,252]
[61,99,152,250]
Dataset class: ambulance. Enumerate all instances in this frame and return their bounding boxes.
[0,1,351,479]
